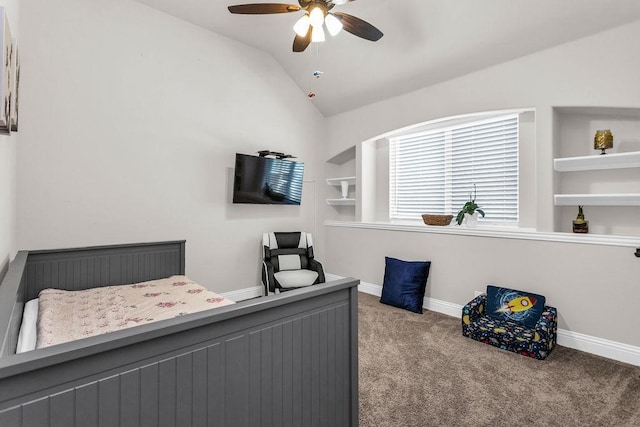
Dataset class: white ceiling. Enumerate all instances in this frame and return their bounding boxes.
[132,0,640,117]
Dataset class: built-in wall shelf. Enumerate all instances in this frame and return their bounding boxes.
[554,194,640,206]
[554,151,640,172]
[327,198,356,206]
[553,106,640,234]
[326,146,357,220]
[326,176,356,207]
[326,176,356,186]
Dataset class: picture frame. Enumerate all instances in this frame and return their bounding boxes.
[0,7,12,135]
[10,42,18,132]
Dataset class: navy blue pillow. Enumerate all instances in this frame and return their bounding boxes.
[380,257,431,314]
[485,285,546,328]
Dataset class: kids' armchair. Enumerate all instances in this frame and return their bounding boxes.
[462,285,557,360]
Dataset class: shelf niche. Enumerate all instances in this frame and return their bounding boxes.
[325,146,357,221]
[553,106,640,235]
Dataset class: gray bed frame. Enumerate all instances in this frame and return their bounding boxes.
[0,241,359,426]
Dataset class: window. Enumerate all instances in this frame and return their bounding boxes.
[389,114,518,223]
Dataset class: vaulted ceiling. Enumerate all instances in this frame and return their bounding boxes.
[132,0,640,117]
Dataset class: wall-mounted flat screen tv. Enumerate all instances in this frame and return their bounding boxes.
[232,153,304,205]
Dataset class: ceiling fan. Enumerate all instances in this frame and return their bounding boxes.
[228,0,383,52]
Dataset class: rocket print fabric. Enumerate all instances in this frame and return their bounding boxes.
[485,285,546,328]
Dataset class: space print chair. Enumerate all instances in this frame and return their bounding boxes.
[462,285,558,360]
[261,232,325,295]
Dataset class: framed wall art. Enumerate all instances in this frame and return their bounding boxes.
[0,6,14,135]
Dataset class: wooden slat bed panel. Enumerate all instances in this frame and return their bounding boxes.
[0,406,20,426]
[0,289,356,426]
[273,323,284,427]
[281,320,294,426]
[192,347,208,425]
[75,382,99,426]
[0,241,358,426]
[22,397,48,426]
[249,330,262,425]
[327,306,337,422]
[258,327,273,424]
[0,252,27,357]
[226,334,250,425]
[99,375,120,426]
[292,316,303,424]
[158,357,177,427]
[207,342,224,426]
[50,389,74,427]
[176,352,193,427]
[140,363,159,427]
[349,285,359,426]
[120,369,141,427]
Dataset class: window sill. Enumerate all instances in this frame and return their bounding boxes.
[324,220,640,248]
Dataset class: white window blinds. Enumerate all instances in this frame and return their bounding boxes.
[390,115,518,223]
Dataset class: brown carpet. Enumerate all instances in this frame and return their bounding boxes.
[358,292,640,427]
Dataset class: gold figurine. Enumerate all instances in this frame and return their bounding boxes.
[572,205,589,233]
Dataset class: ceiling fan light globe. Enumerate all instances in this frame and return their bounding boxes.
[325,14,343,36]
[309,6,324,27]
[311,25,326,42]
[293,15,311,37]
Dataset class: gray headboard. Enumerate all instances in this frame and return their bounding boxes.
[0,240,185,356]
[22,240,186,301]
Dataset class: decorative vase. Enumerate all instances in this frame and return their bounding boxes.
[340,180,349,199]
[572,205,589,233]
[464,212,478,228]
[594,129,613,155]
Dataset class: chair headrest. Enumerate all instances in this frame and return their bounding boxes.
[263,232,311,250]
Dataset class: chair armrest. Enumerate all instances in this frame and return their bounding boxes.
[462,294,486,323]
[309,259,325,283]
[534,305,558,340]
[261,261,276,295]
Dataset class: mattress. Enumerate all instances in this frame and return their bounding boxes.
[33,275,234,350]
[16,298,39,353]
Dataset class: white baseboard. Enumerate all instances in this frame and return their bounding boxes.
[356,280,640,367]
[357,280,461,317]
[555,329,640,367]
[324,273,346,282]
[222,273,347,302]
[219,278,640,367]
[220,285,263,302]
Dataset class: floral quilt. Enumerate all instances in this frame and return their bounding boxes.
[36,275,235,349]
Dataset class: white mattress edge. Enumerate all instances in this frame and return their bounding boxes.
[16,298,38,354]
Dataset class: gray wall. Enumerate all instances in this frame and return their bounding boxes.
[0,0,20,277]
[16,0,326,293]
[323,20,640,348]
[8,0,640,351]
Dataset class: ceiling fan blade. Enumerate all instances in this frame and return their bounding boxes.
[292,27,312,52]
[228,3,301,14]
[332,12,383,42]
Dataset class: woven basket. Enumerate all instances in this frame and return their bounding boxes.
[421,214,453,226]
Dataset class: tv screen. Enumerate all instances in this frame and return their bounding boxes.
[232,153,304,205]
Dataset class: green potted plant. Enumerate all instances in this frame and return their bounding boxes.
[455,184,485,226]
